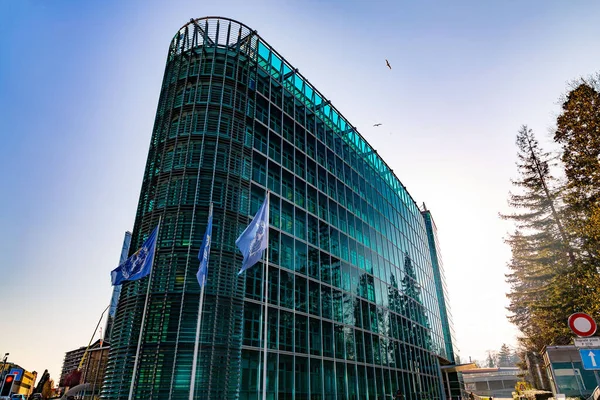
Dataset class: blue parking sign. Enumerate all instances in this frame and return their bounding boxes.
[9,367,23,381]
[579,349,600,370]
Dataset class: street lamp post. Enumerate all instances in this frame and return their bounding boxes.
[0,353,9,382]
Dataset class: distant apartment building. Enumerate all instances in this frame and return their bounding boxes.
[60,339,109,398]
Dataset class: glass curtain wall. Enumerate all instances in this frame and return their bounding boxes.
[423,209,458,364]
[102,17,454,400]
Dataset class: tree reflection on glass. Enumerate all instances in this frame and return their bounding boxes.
[399,253,434,399]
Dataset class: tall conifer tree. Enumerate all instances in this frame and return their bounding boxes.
[502,126,572,351]
[553,76,600,324]
[497,344,513,367]
[555,76,600,261]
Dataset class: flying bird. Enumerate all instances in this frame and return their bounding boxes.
[373,123,382,127]
[385,59,392,69]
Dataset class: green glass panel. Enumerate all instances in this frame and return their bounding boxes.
[314,93,322,107]
[282,62,292,77]
[258,41,270,62]
[294,75,303,93]
[304,85,313,103]
[271,53,282,72]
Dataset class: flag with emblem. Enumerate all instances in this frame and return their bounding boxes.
[111,226,158,285]
[236,196,269,275]
[196,204,213,287]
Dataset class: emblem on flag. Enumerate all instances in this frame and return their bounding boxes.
[111,226,158,286]
[237,196,269,275]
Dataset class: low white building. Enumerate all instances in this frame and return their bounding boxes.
[461,367,520,397]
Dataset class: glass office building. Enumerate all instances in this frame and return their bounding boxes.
[423,207,463,399]
[102,17,459,400]
[422,208,457,364]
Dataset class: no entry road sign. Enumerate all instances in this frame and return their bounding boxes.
[568,313,597,337]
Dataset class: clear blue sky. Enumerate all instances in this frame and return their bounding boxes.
[1,0,599,381]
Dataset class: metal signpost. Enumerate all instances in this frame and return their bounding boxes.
[569,313,600,388]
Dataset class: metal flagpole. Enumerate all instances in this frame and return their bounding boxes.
[77,305,110,372]
[90,327,104,399]
[189,203,213,400]
[261,192,270,400]
[128,216,162,400]
[255,240,265,400]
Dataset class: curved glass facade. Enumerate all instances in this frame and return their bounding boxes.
[102,17,456,400]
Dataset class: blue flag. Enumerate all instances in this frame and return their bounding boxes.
[236,196,269,275]
[111,226,158,285]
[196,205,213,287]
